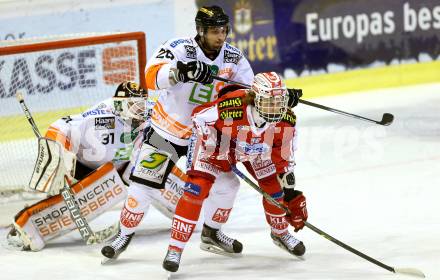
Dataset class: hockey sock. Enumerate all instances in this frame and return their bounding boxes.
[203,171,240,229]
[119,183,154,236]
[263,198,289,235]
[169,193,203,249]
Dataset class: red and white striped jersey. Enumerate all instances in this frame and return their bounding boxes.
[189,89,298,180]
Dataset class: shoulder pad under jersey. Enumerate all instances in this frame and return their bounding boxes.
[223,42,243,65]
[159,37,196,61]
[166,37,195,49]
[224,42,242,55]
[218,84,247,98]
[81,99,114,119]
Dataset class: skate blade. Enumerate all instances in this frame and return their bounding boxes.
[1,241,27,251]
[200,242,242,258]
[101,257,117,265]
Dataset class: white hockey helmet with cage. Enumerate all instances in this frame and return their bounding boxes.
[113,81,148,121]
[251,72,288,123]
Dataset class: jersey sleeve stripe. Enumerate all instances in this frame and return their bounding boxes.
[170,165,189,182]
[151,102,192,139]
[145,62,167,90]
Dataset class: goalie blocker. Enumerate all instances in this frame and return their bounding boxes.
[29,137,77,195]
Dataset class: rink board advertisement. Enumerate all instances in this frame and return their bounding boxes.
[0,40,141,115]
[197,0,440,74]
[0,0,175,119]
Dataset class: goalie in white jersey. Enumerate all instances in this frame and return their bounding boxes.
[101,5,254,260]
[6,82,186,251]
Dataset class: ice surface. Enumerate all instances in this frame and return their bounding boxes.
[1,83,439,280]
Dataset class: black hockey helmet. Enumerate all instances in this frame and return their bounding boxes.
[114,81,147,99]
[195,5,229,28]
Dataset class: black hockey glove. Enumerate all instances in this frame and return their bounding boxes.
[176,60,213,84]
[287,88,302,108]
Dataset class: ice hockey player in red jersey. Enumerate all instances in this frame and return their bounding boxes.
[100,5,254,261]
[162,72,307,272]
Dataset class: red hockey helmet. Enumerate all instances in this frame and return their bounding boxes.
[251,72,288,123]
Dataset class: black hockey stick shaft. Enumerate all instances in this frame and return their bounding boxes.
[298,99,394,126]
[231,166,424,277]
[16,92,42,138]
[213,75,251,89]
[212,76,394,126]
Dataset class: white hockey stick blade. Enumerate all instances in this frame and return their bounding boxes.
[86,222,120,245]
[394,267,426,278]
[16,92,24,102]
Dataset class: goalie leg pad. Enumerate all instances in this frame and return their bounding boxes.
[12,162,127,251]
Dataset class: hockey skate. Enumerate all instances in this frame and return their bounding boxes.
[5,226,29,251]
[163,246,183,273]
[271,231,305,257]
[101,230,134,264]
[200,223,243,257]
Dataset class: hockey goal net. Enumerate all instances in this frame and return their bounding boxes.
[0,32,146,203]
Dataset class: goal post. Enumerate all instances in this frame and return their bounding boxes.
[0,32,147,197]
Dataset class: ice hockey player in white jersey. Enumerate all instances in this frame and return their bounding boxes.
[5,82,185,251]
[101,5,255,261]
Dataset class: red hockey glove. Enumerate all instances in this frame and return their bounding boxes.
[284,191,308,232]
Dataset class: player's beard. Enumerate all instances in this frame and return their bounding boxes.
[200,36,223,54]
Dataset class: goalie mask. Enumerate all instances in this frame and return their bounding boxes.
[251,72,288,123]
[113,81,148,122]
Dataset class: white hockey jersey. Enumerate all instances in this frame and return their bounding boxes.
[145,36,254,146]
[45,99,144,170]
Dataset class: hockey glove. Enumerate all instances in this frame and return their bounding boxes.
[287,88,302,108]
[284,190,308,232]
[176,60,213,84]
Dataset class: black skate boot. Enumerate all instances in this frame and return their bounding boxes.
[271,231,305,257]
[163,246,183,273]
[200,223,243,256]
[101,230,134,264]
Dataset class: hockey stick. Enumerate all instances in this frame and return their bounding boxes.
[16,92,118,245]
[212,76,394,126]
[231,165,425,278]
